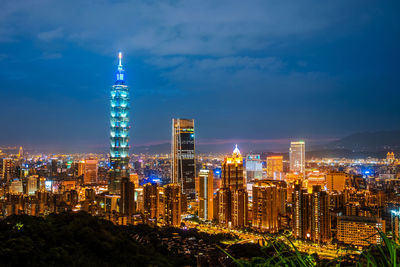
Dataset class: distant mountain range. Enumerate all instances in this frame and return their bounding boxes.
[307,130,400,158]
[133,130,400,159]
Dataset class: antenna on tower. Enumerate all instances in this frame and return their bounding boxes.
[118,52,122,67]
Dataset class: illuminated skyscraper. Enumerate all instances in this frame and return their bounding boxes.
[84,159,98,184]
[216,145,248,227]
[198,169,214,220]
[1,158,14,182]
[120,178,135,218]
[171,118,195,199]
[143,183,160,221]
[18,146,23,158]
[289,141,305,173]
[164,183,182,226]
[109,52,130,195]
[326,171,351,192]
[252,180,287,232]
[266,155,283,179]
[310,185,331,243]
[222,145,244,190]
[293,183,311,239]
[245,154,263,181]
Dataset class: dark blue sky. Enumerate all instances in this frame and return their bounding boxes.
[0,0,399,152]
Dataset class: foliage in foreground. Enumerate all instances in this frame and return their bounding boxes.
[0,212,191,267]
[222,232,400,267]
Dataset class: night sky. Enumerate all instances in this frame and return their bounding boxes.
[0,0,399,152]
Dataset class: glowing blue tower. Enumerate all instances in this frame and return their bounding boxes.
[109,52,130,195]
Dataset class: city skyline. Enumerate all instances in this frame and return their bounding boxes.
[0,1,399,152]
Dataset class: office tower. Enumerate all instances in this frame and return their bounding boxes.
[222,145,244,190]
[289,141,305,173]
[217,146,248,227]
[293,183,311,239]
[120,178,135,217]
[84,159,98,184]
[231,189,248,227]
[198,169,214,220]
[109,52,130,195]
[217,188,231,225]
[252,180,287,232]
[245,154,263,181]
[77,161,85,177]
[171,118,195,199]
[129,173,139,188]
[143,183,159,220]
[18,146,23,158]
[310,185,331,243]
[26,175,38,195]
[266,155,283,179]
[326,172,351,192]
[1,158,14,182]
[164,184,182,227]
[337,216,385,246]
[50,159,58,177]
[10,179,23,194]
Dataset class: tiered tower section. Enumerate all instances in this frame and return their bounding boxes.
[109,52,130,194]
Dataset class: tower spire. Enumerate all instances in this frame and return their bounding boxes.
[118,51,122,67]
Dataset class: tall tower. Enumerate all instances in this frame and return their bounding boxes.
[171,118,195,199]
[198,169,214,220]
[289,141,305,174]
[109,52,130,195]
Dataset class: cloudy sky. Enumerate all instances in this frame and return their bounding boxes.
[0,0,399,152]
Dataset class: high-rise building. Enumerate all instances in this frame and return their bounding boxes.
[18,146,23,158]
[293,183,310,239]
[252,180,287,232]
[109,52,130,195]
[266,155,283,179]
[391,209,400,241]
[171,118,195,199]
[164,184,182,227]
[326,172,351,192]
[26,175,38,195]
[120,178,135,217]
[293,184,330,242]
[77,161,85,177]
[84,159,98,184]
[216,145,248,227]
[143,183,160,220]
[129,173,139,188]
[50,159,58,177]
[1,158,14,182]
[310,185,331,243]
[245,154,263,181]
[222,145,244,190]
[10,179,23,194]
[289,141,305,174]
[198,169,214,221]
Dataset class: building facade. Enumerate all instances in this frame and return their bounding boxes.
[266,155,283,179]
[198,169,214,221]
[171,118,195,200]
[252,180,287,232]
[289,141,305,174]
[337,216,385,246]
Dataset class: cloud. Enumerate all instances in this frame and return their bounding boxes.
[0,0,376,55]
[40,52,63,59]
[37,28,64,41]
